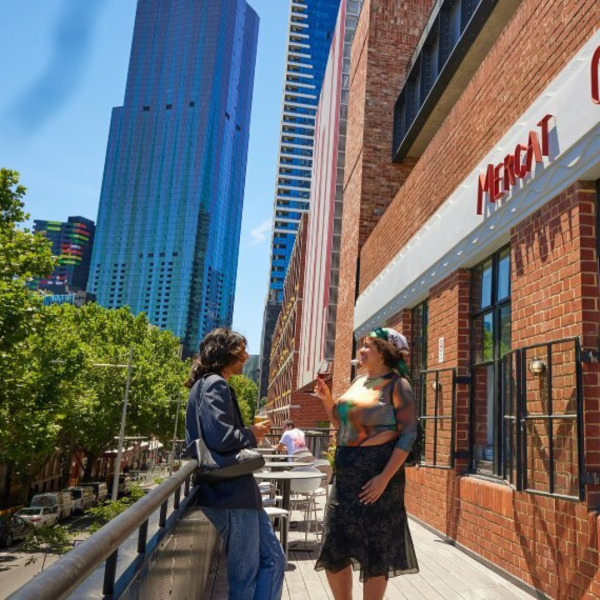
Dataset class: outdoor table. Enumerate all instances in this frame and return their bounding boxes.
[255,470,325,550]
[258,454,298,461]
[262,461,315,470]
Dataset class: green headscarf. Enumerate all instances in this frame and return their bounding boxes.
[369,327,410,378]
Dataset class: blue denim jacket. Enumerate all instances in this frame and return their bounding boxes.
[185,374,261,509]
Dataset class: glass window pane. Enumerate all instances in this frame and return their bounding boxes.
[500,305,511,358]
[473,312,494,364]
[498,249,510,301]
[472,364,495,472]
[471,259,493,312]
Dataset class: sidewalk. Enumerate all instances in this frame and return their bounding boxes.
[206,497,535,599]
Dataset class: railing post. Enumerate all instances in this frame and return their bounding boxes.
[159,499,168,527]
[103,549,119,597]
[174,485,181,510]
[138,520,149,554]
[184,475,191,496]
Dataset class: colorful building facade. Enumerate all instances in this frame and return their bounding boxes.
[32,216,95,294]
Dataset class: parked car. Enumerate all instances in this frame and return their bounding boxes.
[63,486,96,513]
[15,507,59,527]
[30,491,75,521]
[0,516,34,547]
[108,475,132,496]
[88,482,108,503]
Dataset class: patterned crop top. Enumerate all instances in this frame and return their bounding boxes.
[333,372,418,452]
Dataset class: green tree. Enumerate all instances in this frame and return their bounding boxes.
[229,374,258,426]
[0,169,56,496]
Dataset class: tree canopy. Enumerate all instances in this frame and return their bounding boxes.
[0,169,189,497]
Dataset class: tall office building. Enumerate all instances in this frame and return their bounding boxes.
[89,0,259,354]
[258,0,341,398]
[32,216,95,294]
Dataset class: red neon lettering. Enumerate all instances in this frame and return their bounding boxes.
[493,164,505,201]
[525,131,543,172]
[477,115,554,214]
[537,114,553,156]
[477,164,494,215]
[514,144,527,178]
[503,154,516,189]
[592,46,600,104]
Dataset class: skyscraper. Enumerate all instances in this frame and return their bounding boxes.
[32,216,95,294]
[258,0,341,398]
[89,0,259,354]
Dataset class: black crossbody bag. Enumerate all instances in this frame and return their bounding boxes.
[185,376,265,482]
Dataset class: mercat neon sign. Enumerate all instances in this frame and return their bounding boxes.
[476,115,553,215]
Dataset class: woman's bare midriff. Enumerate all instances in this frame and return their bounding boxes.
[359,430,398,447]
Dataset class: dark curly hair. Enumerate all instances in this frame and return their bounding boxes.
[185,328,247,388]
[368,337,409,378]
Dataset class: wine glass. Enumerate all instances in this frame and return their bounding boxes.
[310,360,333,396]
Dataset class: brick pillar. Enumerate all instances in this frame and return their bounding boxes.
[427,271,471,473]
[333,0,434,396]
[511,180,600,507]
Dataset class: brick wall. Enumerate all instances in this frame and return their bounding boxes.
[403,183,600,600]
[266,215,329,428]
[333,0,434,396]
[358,0,600,294]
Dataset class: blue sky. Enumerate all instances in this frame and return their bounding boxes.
[0,0,289,354]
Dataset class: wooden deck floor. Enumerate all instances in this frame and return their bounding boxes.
[206,498,534,600]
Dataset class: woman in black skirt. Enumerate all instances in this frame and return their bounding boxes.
[314,327,419,600]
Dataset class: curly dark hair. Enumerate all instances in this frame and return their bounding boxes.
[185,328,247,388]
[368,337,409,378]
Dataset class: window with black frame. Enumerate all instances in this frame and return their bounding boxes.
[470,247,511,475]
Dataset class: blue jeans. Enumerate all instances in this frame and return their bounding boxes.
[202,507,285,600]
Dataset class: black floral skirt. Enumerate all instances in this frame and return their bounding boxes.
[315,441,419,582]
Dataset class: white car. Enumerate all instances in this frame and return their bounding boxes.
[15,507,59,527]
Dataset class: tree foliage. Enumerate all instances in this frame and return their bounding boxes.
[229,374,258,426]
[0,170,189,496]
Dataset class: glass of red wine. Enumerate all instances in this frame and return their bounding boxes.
[311,360,333,396]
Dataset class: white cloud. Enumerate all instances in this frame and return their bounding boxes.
[247,218,272,247]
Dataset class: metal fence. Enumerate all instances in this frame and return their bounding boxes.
[8,460,218,600]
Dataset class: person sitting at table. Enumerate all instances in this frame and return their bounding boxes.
[275,419,313,461]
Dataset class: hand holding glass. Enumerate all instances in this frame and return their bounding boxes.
[311,360,332,397]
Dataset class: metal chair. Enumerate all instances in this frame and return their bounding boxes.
[264,506,290,566]
[289,467,323,542]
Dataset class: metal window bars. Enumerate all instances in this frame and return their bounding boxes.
[415,368,462,469]
[518,337,585,501]
[499,338,585,500]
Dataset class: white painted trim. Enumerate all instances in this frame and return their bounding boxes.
[354,30,600,336]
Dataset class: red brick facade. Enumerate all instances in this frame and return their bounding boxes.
[333,0,434,396]
[330,0,600,597]
[266,215,329,429]
[402,184,600,600]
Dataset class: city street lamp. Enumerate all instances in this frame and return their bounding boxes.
[169,394,184,476]
[111,346,134,501]
[51,346,134,501]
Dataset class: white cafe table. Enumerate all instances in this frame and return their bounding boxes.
[257,454,297,461]
[254,470,325,549]
[262,461,315,470]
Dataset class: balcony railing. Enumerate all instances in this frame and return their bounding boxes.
[8,459,217,600]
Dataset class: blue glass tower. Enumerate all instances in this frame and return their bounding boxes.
[258,0,342,398]
[89,0,259,354]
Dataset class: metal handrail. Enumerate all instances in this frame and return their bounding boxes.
[9,460,198,600]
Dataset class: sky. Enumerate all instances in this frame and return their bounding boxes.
[0,0,290,354]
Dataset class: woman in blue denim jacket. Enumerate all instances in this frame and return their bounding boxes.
[185,328,285,600]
